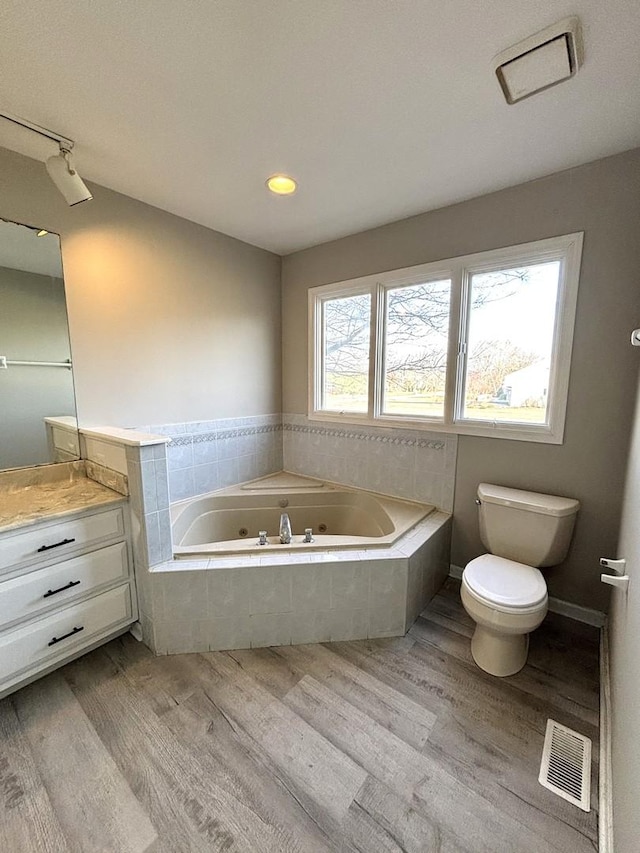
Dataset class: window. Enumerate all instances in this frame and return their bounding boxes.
[382,278,451,419]
[321,291,371,413]
[309,233,583,443]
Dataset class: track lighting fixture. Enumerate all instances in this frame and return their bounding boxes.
[0,110,92,206]
[45,145,93,206]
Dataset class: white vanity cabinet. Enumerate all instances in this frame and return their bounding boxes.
[0,501,137,698]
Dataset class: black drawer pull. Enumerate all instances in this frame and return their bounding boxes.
[48,625,84,646]
[43,580,81,599]
[37,537,76,553]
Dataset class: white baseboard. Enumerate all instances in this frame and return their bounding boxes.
[449,564,606,627]
[547,596,606,627]
[599,622,614,852]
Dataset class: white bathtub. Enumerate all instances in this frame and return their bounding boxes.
[171,472,433,557]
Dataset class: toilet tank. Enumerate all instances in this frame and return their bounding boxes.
[477,483,580,568]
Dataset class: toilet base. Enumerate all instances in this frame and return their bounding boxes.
[470,625,529,677]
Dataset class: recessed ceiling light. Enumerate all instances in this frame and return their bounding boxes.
[36,230,48,237]
[494,17,583,104]
[266,174,297,195]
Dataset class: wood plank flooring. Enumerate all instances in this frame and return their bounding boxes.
[0,578,600,852]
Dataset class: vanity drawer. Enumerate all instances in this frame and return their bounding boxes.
[0,506,125,573]
[0,542,129,631]
[0,584,133,687]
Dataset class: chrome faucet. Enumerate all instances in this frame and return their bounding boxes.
[279,512,292,544]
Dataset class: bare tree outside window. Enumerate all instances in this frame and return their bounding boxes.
[463,262,560,424]
[322,293,370,411]
[320,268,547,419]
[383,279,451,417]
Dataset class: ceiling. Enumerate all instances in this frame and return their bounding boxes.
[0,1,638,255]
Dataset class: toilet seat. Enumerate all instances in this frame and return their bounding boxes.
[463,554,547,611]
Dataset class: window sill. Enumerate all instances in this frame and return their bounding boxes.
[306,410,564,444]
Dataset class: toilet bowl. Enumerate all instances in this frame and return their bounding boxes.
[461,554,548,676]
[461,483,579,677]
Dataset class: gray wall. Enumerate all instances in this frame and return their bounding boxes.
[0,265,75,468]
[0,146,282,428]
[282,148,640,610]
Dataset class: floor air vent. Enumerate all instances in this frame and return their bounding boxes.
[538,719,591,811]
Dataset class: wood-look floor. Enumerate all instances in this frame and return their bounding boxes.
[1,578,600,852]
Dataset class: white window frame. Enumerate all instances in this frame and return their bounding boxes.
[308,232,583,444]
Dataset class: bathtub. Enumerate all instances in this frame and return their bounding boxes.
[171,472,433,557]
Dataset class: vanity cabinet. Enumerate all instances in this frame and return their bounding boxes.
[0,502,136,699]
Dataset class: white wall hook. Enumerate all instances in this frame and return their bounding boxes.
[600,557,626,573]
[601,573,630,592]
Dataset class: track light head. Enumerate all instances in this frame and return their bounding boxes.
[0,112,92,207]
[45,146,92,206]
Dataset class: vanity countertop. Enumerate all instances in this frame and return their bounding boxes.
[0,466,126,534]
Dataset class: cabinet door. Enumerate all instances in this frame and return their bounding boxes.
[0,542,129,631]
[0,584,133,688]
[0,506,125,574]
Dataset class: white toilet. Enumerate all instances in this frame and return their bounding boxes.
[461,483,580,677]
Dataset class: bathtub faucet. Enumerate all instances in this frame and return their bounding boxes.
[279,512,292,544]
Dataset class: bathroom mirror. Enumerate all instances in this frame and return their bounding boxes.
[0,218,79,470]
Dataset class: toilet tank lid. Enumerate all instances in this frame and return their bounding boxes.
[477,483,580,517]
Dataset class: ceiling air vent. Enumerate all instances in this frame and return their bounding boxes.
[494,17,583,104]
[538,719,592,811]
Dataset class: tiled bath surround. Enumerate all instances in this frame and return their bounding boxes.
[128,413,457,520]
[79,416,456,654]
[125,442,173,571]
[283,414,458,512]
[145,511,451,654]
[137,414,283,502]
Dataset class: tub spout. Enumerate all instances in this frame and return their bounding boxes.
[279,513,292,544]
